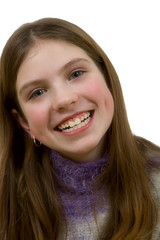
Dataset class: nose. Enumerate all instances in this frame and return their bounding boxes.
[52,87,78,111]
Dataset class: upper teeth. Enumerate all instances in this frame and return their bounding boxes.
[58,112,91,130]
[69,118,81,127]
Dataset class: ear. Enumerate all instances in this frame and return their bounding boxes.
[11,109,32,136]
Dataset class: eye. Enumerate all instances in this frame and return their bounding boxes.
[29,89,47,99]
[69,70,84,80]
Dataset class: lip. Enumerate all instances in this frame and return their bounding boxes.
[55,110,93,129]
[55,110,94,136]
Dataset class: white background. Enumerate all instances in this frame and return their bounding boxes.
[0,0,159,146]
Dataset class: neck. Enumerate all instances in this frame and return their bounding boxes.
[58,136,108,163]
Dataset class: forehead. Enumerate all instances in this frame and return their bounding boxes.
[23,40,90,64]
[16,40,92,81]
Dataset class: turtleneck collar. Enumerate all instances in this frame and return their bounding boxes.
[50,149,109,193]
[50,149,110,221]
[50,150,110,238]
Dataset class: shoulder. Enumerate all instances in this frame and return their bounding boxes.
[148,156,160,239]
[147,152,160,192]
[150,166,160,194]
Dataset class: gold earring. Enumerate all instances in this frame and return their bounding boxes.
[33,137,41,147]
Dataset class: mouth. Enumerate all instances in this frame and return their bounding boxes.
[55,110,94,133]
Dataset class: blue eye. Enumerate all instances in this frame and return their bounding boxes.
[69,70,84,80]
[29,89,47,99]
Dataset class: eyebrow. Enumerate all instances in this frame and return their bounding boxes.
[19,57,90,96]
[60,57,90,72]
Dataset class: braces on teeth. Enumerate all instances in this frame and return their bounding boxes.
[58,112,91,132]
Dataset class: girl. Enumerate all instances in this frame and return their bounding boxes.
[0,18,160,240]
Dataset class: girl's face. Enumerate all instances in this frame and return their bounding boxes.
[13,40,114,162]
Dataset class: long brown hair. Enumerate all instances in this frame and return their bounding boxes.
[0,18,160,240]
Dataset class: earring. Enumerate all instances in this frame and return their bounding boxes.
[33,137,41,147]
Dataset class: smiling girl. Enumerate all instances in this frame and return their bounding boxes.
[0,18,160,240]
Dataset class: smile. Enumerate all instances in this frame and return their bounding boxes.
[56,111,93,133]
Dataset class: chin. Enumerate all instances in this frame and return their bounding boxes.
[67,141,103,161]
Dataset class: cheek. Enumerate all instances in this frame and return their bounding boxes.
[23,105,48,128]
[103,87,114,108]
[90,78,114,118]
[79,77,104,98]
[82,77,114,107]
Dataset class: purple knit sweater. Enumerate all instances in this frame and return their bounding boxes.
[50,150,160,239]
[50,149,110,239]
